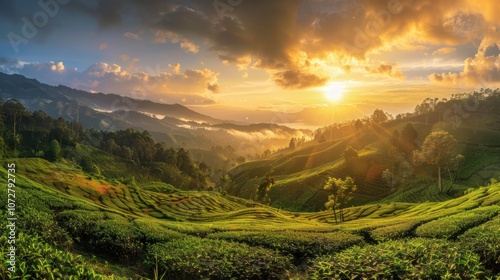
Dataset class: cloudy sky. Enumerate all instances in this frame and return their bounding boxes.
[1,0,499,120]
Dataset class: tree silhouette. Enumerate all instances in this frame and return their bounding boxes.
[342,145,358,165]
[253,175,275,204]
[370,109,389,124]
[400,123,418,157]
[288,138,296,149]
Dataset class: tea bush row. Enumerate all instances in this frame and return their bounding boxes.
[0,233,121,279]
[145,236,292,279]
[459,216,500,274]
[207,230,364,262]
[56,210,184,262]
[309,238,485,280]
[415,206,500,239]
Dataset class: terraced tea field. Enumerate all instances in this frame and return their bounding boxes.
[1,158,499,279]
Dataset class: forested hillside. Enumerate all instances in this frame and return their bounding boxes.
[0,98,208,190]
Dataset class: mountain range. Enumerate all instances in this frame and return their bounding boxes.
[0,72,312,171]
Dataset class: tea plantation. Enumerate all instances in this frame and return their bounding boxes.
[1,158,499,279]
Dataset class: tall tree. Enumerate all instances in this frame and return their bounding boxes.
[413,131,462,193]
[3,99,29,155]
[342,145,358,164]
[324,176,357,223]
[400,123,418,156]
[47,139,61,162]
[388,129,402,176]
[371,109,389,124]
[354,119,363,131]
[288,138,296,149]
[253,175,274,204]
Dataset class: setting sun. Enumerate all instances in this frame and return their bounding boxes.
[324,83,344,102]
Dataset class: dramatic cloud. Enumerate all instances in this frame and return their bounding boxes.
[105,0,495,88]
[429,35,500,86]
[273,69,327,89]
[50,61,65,72]
[207,83,220,93]
[169,63,181,74]
[3,0,500,91]
[154,31,200,53]
[15,60,219,104]
[124,32,141,40]
[366,64,405,80]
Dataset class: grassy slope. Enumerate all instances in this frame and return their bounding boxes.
[1,158,499,278]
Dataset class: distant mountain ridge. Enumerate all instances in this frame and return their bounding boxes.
[0,72,311,167]
[0,72,223,125]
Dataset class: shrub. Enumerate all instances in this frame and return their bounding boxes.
[371,220,421,240]
[459,216,500,274]
[0,233,120,279]
[57,210,144,262]
[145,236,291,279]
[309,238,485,280]
[208,230,363,263]
[415,206,500,239]
[133,219,186,243]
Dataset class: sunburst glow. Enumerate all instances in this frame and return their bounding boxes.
[324,83,344,102]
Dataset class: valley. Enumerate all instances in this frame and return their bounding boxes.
[0,75,499,279]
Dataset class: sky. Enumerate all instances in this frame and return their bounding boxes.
[1,0,499,123]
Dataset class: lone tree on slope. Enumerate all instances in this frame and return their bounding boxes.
[413,131,462,193]
[324,176,357,223]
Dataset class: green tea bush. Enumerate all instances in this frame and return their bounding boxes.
[207,230,364,263]
[57,210,144,262]
[371,220,421,240]
[459,216,500,274]
[91,219,144,262]
[145,236,292,279]
[133,219,186,243]
[0,233,120,279]
[142,182,180,194]
[56,210,106,237]
[309,238,485,280]
[415,206,500,239]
